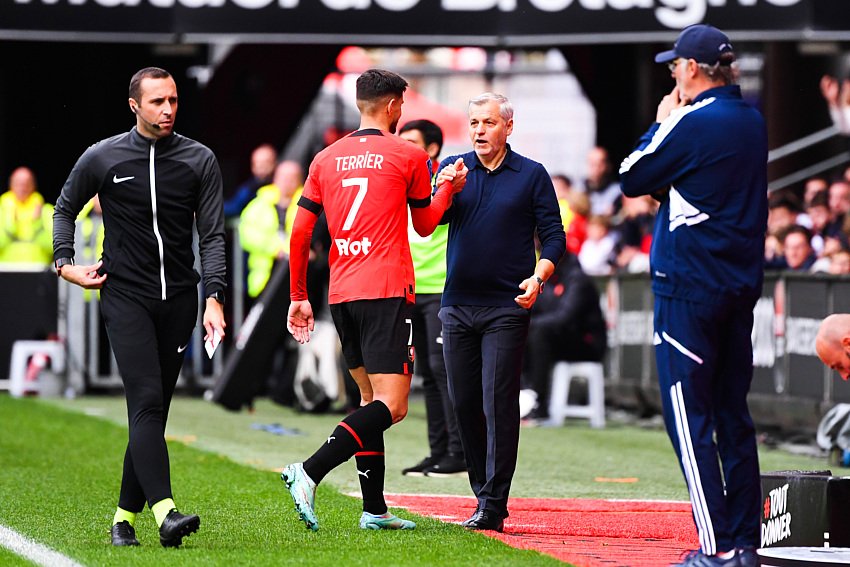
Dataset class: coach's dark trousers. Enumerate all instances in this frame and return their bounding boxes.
[439,305,530,519]
[100,284,198,512]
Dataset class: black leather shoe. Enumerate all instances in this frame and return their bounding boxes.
[462,510,504,533]
[460,506,481,528]
[159,509,200,548]
[110,521,140,546]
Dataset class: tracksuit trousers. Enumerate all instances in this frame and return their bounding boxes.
[100,284,198,512]
[654,294,761,554]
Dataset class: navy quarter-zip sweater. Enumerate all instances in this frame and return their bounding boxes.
[438,145,565,308]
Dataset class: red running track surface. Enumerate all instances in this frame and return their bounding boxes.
[386,493,699,567]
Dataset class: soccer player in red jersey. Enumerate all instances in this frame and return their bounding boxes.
[280,69,467,531]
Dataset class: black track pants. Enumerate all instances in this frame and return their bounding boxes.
[100,284,198,511]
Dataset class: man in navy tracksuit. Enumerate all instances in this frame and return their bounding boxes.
[619,25,766,567]
[436,93,565,532]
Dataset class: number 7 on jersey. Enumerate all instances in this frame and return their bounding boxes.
[341,177,368,231]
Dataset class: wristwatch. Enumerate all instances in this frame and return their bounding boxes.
[208,290,226,305]
[535,276,545,292]
[54,257,74,276]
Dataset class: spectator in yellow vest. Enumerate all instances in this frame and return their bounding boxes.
[239,160,304,298]
[0,167,53,266]
[76,195,106,302]
[78,195,105,263]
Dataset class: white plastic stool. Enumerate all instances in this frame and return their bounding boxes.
[548,361,606,428]
[7,340,66,398]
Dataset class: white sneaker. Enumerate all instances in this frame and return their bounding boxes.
[359,512,416,530]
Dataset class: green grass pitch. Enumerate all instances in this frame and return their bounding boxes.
[0,394,828,566]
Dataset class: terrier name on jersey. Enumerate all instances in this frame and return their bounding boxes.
[336,152,384,171]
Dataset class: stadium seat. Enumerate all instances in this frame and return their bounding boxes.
[548,361,605,428]
[7,340,65,398]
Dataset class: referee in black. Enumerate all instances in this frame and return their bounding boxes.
[53,67,227,548]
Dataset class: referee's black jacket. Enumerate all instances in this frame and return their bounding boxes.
[53,127,227,300]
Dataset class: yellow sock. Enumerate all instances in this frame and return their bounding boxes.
[112,507,137,527]
[151,498,176,527]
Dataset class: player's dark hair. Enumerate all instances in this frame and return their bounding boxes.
[129,67,172,102]
[356,69,408,104]
[399,119,443,154]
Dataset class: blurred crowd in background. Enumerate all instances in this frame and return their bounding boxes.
[3,70,850,422]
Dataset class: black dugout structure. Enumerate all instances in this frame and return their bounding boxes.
[2,0,850,203]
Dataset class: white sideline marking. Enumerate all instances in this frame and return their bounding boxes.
[0,524,84,567]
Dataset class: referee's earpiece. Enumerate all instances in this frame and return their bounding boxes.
[132,104,161,130]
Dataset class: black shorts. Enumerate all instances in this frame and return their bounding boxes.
[329,297,415,375]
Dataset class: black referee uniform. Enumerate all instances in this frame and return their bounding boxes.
[53,127,226,517]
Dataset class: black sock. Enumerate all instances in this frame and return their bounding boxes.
[303,400,393,485]
[356,432,387,515]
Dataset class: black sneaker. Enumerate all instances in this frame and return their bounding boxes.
[673,550,739,566]
[402,454,441,477]
[159,509,200,548]
[736,547,760,567]
[423,453,467,478]
[110,521,139,547]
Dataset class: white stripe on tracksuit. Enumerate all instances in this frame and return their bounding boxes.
[670,381,716,555]
[148,143,168,300]
[619,97,716,176]
[662,331,704,365]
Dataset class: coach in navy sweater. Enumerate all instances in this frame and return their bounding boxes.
[436,93,565,532]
